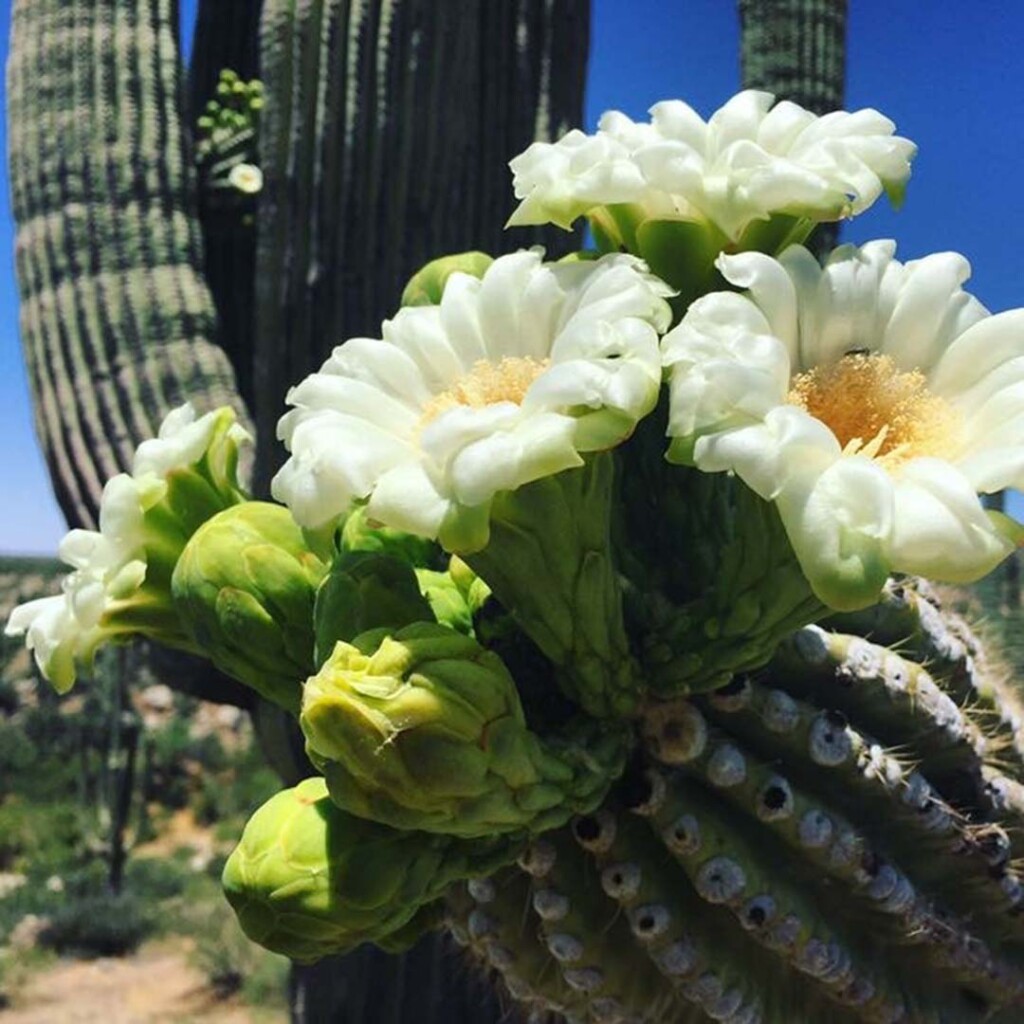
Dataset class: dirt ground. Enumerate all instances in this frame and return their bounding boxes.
[0,939,283,1024]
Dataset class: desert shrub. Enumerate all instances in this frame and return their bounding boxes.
[124,856,191,901]
[0,722,36,787]
[190,744,278,827]
[189,901,289,1003]
[0,800,83,873]
[40,893,154,957]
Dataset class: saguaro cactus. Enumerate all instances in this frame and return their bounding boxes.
[7,1,589,1020]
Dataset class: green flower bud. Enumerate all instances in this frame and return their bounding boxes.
[341,506,438,566]
[414,569,474,635]
[172,502,327,713]
[313,553,434,667]
[222,777,517,962]
[400,251,493,307]
[301,623,629,837]
[447,556,491,615]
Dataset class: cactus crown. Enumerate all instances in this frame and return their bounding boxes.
[6,7,1024,1017]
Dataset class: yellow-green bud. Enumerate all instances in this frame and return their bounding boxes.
[222,777,516,961]
[172,502,327,712]
[400,251,493,307]
[301,623,628,837]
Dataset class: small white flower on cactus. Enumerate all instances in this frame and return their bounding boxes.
[228,162,264,195]
[509,90,916,245]
[5,405,251,691]
[661,241,1024,611]
[272,249,673,553]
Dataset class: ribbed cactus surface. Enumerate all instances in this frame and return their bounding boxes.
[7,0,249,531]
[738,0,846,113]
[251,0,590,490]
[446,581,1024,1023]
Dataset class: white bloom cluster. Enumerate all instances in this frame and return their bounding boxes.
[5,405,250,690]
[662,242,1024,608]
[272,250,673,552]
[509,90,916,241]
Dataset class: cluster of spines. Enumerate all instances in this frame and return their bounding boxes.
[444,585,1024,1023]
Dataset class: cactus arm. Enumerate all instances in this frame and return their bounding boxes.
[738,0,846,112]
[524,829,682,1021]
[635,775,920,1020]
[449,869,594,1022]
[767,628,984,779]
[695,681,1024,939]
[187,0,261,120]
[828,581,1024,773]
[569,809,783,1023]
[633,764,1024,1016]
[7,0,250,531]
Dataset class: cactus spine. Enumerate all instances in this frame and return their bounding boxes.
[444,584,1024,1022]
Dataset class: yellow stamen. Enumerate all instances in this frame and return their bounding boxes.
[788,352,961,468]
[421,356,550,424]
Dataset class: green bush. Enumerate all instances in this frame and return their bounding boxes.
[124,856,191,900]
[190,745,278,827]
[0,722,36,789]
[40,894,154,957]
[0,799,83,873]
[187,899,289,1003]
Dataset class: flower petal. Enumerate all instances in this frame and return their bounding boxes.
[930,309,1024,398]
[366,462,451,539]
[774,454,894,611]
[888,458,1014,582]
[508,90,916,239]
[880,252,981,372]
[692,405,839,501]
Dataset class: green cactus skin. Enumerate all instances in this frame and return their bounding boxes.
[436,588,1024,1024]
[171,502,328,713]
[251,0,589,492]
[828,580,1024,769]
[222,777,520,962]
[618,411,825,699]
[738,0,848,258]
[216,563,1024,1021]
[465,454,642,719]
[7,0,251,531]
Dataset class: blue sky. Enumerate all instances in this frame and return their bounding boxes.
[1,1,1022,554]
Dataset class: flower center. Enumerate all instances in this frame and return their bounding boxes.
[787,352,960,467]
[421,357,550,424]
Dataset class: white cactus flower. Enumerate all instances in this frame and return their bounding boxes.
[661,241,1024,610]
[228,162,264,195]
[5,405,250,691]
[272,249,674,552]
[509,90,916,243]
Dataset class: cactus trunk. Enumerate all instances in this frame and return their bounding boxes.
[250,0,589,491]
